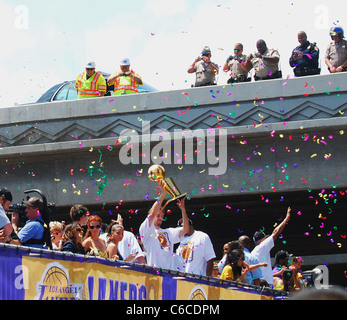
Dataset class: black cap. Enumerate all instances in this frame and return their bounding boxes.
[253,230,268,243]
[0,188,12,202]
[275,250,293,262]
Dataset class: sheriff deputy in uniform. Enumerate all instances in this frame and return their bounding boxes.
[289,31,320,77]
[107,58,143,95]
[243,39,281,81]
[223,43,250,84]
[325,26,347,73]
[188,46,219,87]
[75,61,107,99]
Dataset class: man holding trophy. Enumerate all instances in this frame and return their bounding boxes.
[139,165,189,271]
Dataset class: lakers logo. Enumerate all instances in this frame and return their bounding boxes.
[180,242,194,261]
[35,262,84,300]
[189,285,208,300]
[157,231,170,249]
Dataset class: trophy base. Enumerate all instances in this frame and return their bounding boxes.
[161,193,187,210]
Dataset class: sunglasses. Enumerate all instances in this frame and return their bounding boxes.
[76,228,83,232]
[89,225,100,230]
[234,49,241,52]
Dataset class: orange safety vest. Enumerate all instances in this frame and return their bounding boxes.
[75,72,107,99]
[113,70,140,95]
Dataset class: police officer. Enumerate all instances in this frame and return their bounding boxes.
[289,31,320,77]
[325,26,347,73]
[243,39,281,81]
[188,46,219,87]
[223,43,250,83]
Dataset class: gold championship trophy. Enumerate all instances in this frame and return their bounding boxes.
[148,165,187,210]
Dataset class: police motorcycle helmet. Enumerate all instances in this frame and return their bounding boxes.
[330,26,344,39]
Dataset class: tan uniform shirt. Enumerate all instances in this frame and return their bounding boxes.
[251,49,280,78]
[227,54,248,77]
[325,40,347,67]
[194,60,218,86]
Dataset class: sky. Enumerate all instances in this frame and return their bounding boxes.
[0,0,345,107]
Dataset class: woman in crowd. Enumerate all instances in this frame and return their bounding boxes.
[106,222,124,261]
[82,215,107,258]
[61,223,85,254]
[220,249,249,283]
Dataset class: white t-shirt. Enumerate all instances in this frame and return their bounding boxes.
[117,230,145,262]
[251,235,275,286]
[176,230,216,276]
[139,217,183,271]
[0,204,10,229]
[100,230,145,262]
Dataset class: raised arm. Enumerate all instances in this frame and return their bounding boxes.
[272,207,291,241]
[147,180,167,227]
[177,196,189,238]
[242,54,254,73]
[187,56,201,73]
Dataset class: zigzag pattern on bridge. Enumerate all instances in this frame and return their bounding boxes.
[0,93,346,148]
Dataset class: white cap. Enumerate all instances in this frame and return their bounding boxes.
[85,61,96,69]
[120,58,131,66]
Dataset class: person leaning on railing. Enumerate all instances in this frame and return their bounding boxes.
[242,39,281,81]
[289,31,320,77]
[107,58,143,96]
[325,26,347,73]
[188,46,219,87]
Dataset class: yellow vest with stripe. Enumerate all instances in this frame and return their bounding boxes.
[113,71,141,95]
[75,72,107,99]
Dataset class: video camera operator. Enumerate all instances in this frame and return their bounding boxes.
[0,197,47,248]
[0,188,13,238]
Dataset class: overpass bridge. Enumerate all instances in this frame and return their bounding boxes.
[1,73,347,286]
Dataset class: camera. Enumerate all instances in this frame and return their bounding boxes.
[6,189,56,227]
[7,201,56,225]
[7,203,27,224]
[9,203,26,212]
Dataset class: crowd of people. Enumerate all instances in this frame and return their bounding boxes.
[215,207,305,292]
[0,183,306,293]
[73,26,347,99]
